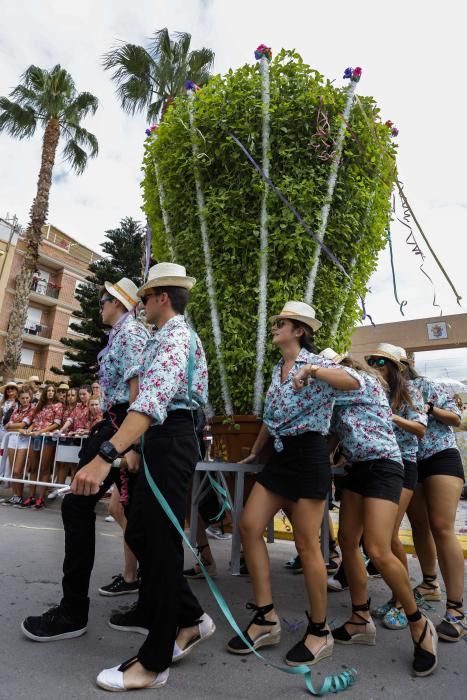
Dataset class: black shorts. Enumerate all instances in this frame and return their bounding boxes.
[342,459,404,505]
[417,448,464,482]
[402,459,418,491]
[256,432,331,502]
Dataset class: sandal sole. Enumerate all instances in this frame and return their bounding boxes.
[21,622,87,642]
[334,634,376,646]
[227,632,281,655]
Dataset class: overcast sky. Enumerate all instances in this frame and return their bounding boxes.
[1,0,466,379]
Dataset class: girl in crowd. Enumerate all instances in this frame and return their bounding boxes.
[20,384,63,509]
[61,385,91,435]
[402,357,466,642]
[0,382,19,477]
[364,344,427,630]
[88,397,103,431]
[226,301,362,667]
[48,387,79,501]
[305,355,437,677]
[3,386,35,507]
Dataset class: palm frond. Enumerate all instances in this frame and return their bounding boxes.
[147,97,165,122]
[63,124,98,158]
[149,27,173,62]
[63,91,99,122]
[21,65,48,93]
[103,42,154,113]
[9,84,40,108]
[62,138,89,175]
[188,47,215,80]
[0,97,37,137]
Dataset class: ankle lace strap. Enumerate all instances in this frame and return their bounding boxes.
[446,599,465,616]
[352,599,370,613]
[305,611,328,637]
[246,602,276,626]
[422,573,438,586]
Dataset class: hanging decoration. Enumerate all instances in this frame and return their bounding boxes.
[187,85,233,416]
[387,226,408,316]
[304,66,362,304]
[253,45,272,417]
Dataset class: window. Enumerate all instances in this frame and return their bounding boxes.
[21,348,35,366]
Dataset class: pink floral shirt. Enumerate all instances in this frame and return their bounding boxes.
[263,348,362,451]
[130,315,208,424]
[66,402,90,432]
[7,404,35,427]
[30,402,64,431]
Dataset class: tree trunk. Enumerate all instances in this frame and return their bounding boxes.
[0,118,60,382]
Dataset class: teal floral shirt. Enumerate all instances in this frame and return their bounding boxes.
[129,315,208,424]
[392,383,427,463]
[411,376,462,460]
[332,372,403,465]
[263,348,362,452]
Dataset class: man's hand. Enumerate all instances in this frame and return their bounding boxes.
[71,456,111,496]
[125,449,141,474]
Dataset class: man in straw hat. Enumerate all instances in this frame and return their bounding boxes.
[22,277,149,642]
[71,263,212,691]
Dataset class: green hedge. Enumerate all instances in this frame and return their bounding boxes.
[142,50,396,415]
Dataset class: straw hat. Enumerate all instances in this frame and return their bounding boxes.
[397,347,412,366]
[365,342,405,371]
[319,347,345,364]
[269,301,322,332]
[57,383,70,391]
[2,381,18,390]
[137,263,196,297]
[29,375,40,383]
[104,277,139,311]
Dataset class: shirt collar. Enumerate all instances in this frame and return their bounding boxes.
[155,314,186,335]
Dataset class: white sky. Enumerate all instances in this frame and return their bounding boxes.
[1,0,466,379]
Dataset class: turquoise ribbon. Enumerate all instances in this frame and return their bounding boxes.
[141,326,356,694]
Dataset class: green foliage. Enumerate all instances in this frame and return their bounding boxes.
[142,50,396,415]
[52,218,145,386]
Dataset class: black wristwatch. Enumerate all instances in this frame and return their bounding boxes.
[427,402,434,415]
[98,440,121,464]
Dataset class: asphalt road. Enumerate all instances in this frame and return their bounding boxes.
[0,496,465,700]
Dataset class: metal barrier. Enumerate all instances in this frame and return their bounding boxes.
[0,431,86,489]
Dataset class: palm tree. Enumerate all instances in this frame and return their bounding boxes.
[0,65,98,381]
[103,28,214,121]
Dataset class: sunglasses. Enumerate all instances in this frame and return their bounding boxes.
[140,292,157,305]
[99,294,114,309]
[367,357,387,367]
[271,319,287,329]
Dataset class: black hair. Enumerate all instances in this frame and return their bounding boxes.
[290,320,318,354]
[153,285,189,315]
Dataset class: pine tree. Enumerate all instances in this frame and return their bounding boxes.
[53,217,145,385]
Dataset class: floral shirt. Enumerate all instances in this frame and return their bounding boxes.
[392,383,427,463]
[332,372,402,465]
[1,399,18,427]
[30,402,64,432]
[62,405,76,424]
[411,377,462,460]
[262,348,362,452]
[99,313,150,412]
[7,404,35,428]
[130,315,208,424]
[65,402,90,432]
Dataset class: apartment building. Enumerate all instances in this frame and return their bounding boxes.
[0,217,102,383]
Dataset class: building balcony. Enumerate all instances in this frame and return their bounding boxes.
[14,365,46,383]
[31,278,61,299]
[23,320,51,343]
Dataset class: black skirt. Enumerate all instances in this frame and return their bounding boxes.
[256,431,331,502]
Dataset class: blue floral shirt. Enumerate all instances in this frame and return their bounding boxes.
[263,348,362,451]
[99,313,150,411]
[332,372,403,465]
[411,377,462,460]
[392,383,427,463]
[129,315,208,424]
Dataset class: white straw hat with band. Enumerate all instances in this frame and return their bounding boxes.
[137,263,196,297]
[104,278,139,311]
[365,342,405,371]
[270,301,322,332]
[319,347,345,364]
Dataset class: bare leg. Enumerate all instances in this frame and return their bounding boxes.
[389,487,414,606]
[9,449,26,499]
[337,490,368,633]
[38,444,56,501]
[290,497,329,655]
[406,485,438,592]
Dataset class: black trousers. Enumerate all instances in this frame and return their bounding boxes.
[60,404,129,623]
[125,411,204,672]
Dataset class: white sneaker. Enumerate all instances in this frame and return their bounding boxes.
[96,662,169,691]
[172,613,216,662]
[205,525,231,540]
[105,515,115,523]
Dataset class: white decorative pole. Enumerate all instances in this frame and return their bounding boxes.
[186,83,233,416]
[305,67,362,304]
[253,44,272,416]
[145,124,176,261]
